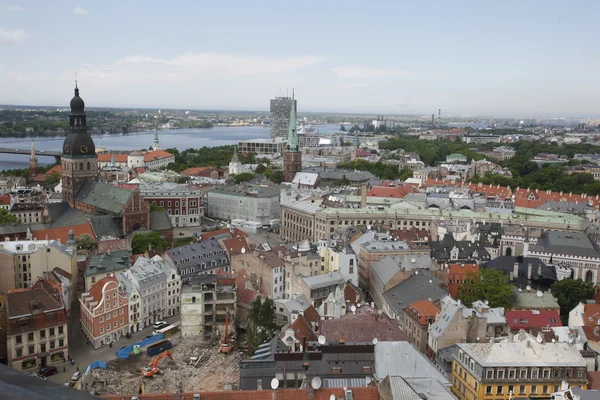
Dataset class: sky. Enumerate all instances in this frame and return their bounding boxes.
[1,1,600,117]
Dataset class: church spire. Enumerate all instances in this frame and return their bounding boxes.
[29,141,38,175]
[353,129,359,149]
[231,144,240,163]
[152,119,160,151]
[286,91,298,152]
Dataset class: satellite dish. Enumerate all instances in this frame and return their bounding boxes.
[536,335,543,343]
[356,303,361,308]
[350,305,357,314]
[552,339,556,343]
[537,290,543,298]
[271,378,279,390]
[311,376,322,390]
[526,285,531,291]
[411,258,416,263]
[372,338,378,345]
[415,270,419,275]
[241,247,246,254]
[318,335,326,345]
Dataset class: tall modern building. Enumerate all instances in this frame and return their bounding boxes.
[282,96,302,182]
[60,83,98,206]
[270,95,296,139]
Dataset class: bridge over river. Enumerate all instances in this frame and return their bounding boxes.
[0,148,61,162]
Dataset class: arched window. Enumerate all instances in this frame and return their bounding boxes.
[87,162,91,170]
[586,270,594,283]
[80,162,83,170]
[505,247,513,257]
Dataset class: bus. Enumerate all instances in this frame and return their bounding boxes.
[147,340,172,356]
[152,322,181,338]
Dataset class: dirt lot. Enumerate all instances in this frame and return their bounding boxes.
[88,336,244,396]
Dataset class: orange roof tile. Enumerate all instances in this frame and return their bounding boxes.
[582,303,600,326]
[588,371,600,390]
[404,299,440,325]
[33,222,95,242]
[0,194,11,205]
[284,314,317,343]
[46,164,62,175]
[98,153,128,163]
[367,184,417,198]
[222,236,251,256]
[181,166,211,176]
[81,276,122,312]
[144,150,175,163]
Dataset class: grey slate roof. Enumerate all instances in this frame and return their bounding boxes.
[483,256,556,290]
[375,341,452,384]
[85,249,132,277]
[539,231,600,258]
[302,271,344,290]
[149,210,173,231]
[75,181,133,215]
[370,257,400,287]
[430,233,491,263]
[50,207,91,228]
[383,272,447,316]
[90,215,124,237]
[302,167,375,182]
[45,202,70,221]
[122,255,173,292]
[166,238,228,278]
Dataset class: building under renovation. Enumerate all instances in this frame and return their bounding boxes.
[181,274,237,339]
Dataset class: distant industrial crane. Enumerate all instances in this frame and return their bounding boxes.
[219,313,232,353]
[142,350,173,377]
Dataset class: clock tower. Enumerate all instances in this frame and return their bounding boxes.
[61,83,98,206]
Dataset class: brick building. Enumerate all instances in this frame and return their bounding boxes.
[80,275,129,349]
[138,182,203,227]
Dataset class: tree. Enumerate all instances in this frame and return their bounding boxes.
[233,172,255,183]
[132,232,168,254]
[270,170,284,184]
[335,174,350,186]
[75,234,97,251]
[399,168,413,181]
[457,268,515,309]
[247,297,280,354]
[0,208,17,224]
[552,278,594,324]
[45,171,61,186]
[149,203,165,212]
[255,164,266,174]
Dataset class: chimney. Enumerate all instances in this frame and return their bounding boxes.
[339,334,345,344]
[537,264,542,276]
[513,262,519,279]
[527,263,532,281]
[361,184,367,208]
[345,389,354,400]
[257,379,262,390]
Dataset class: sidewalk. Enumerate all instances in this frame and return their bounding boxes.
[47,314,180,384]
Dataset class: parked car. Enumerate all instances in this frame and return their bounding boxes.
[71,372,82,381]
[152,321,168,330]
[39,366,58,377]
[64,382,75,387]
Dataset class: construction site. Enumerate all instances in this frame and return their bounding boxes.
[84,335,245,396]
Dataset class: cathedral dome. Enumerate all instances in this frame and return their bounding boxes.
[62,132,96,157]
[70,85,85,116]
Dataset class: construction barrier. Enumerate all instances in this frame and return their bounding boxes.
[116,333,165,359]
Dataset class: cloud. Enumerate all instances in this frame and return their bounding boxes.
[6,5,27,11]
[0,28,29,44]
[333,65,418,79]
[7,71,47,82]
[73,6,88,15]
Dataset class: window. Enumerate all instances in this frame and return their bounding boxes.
[100,316,104,322]
[49,328,55,336]
[508,369,516,379]
[15,335,22,344]
[41,344,46,353]
[58,326,63,335]
[485,386,492,395]
[519,385,526,395]
[543,369,550,379]
[520,369,527,379]
[113,322,117,328]
[91,277,96,284]
[49,341,55,350]
[508,385,514,395]
[16,349,22,358]
[531,385,537,394]
[100,327,104,334]
[543,385,549,394]
[28,345,34,355]
[497,386,503,394]
[58,339,64,347]
[28,332,33,341]
[486,369,494,379]
[531,368,539,379]
[40,330,45,338]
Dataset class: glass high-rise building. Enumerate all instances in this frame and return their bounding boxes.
[270,96,296,139]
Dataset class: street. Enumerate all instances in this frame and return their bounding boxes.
[47,306,180,385]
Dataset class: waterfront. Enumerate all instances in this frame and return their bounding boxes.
[0,124,340,171]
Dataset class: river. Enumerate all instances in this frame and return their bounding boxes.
[0,124,341,171]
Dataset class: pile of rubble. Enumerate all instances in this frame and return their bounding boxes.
[91,336,245,395]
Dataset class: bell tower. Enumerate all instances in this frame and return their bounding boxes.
[282,90,302,182]
[61,83,98,206]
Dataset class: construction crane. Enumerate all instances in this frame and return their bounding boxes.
[142,350,173,377]
[219,313,232,353]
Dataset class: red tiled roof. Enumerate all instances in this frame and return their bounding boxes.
[135,167,146,174]
[355,149,371,157]
[0,194,11,205]
[505,310,562,330]
[582,303,600,326]
[144,150,175,163]
[6,286,66,334]
[222,236,251,256]
[389,229,430,243]
[33,222,95,243]
[46,165,62,175]
[97,238,132,254]
[181,166,211,176]
[52,267,73,281]
[344,283,362,305]
[284,314,317,343]
[320,306,408,343]
[303,305,320,325]
[588,371,600,390]
[367,184,417,198]
[582,325,600,343]
[98,153,128,163]
[404,300,440,326]
[238,288,262,306]
[199,227,248,241]
[100,387,380,400]
[81,276,120,311]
